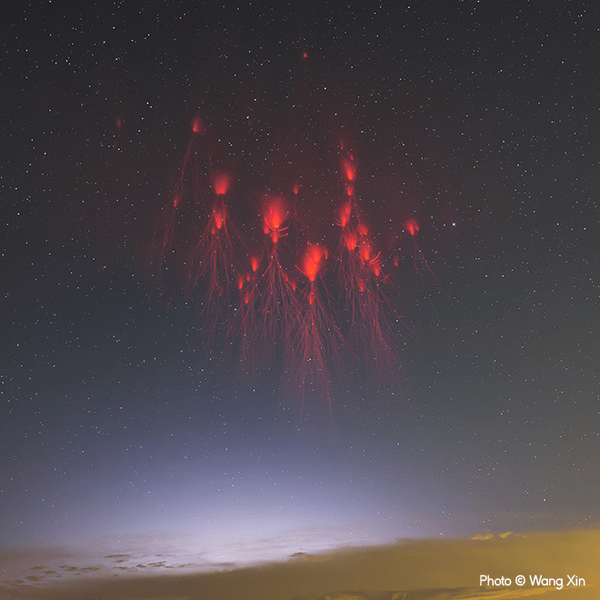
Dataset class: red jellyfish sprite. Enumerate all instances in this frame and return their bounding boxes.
[405,217,445,315]
[252,194,300,368]
[333,147,399,385]
[153,115,206,283]
[287,243,343,414]
[186,170,243,343]
[228,253,261,371]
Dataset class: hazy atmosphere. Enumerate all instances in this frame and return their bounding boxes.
[2,1,599,598]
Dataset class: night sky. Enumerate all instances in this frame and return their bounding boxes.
[2,0,599,568]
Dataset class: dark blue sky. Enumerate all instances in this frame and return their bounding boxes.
[2,0,599,567]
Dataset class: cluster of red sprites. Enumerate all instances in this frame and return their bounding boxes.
[152,116,433,412]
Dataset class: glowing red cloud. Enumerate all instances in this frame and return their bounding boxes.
[406,217,419,236]
[370,257,381,277]
[301,244,328,282]
[337,202,352,228]
[212,207,226,231]
[213,172,231,196]
[191,115,203,134]
[262,195,290,243]
[360,239,373,263]
[342,156,357,182]
[344,229,358,252]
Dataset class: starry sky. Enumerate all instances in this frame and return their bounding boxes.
[2,0,599,566]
